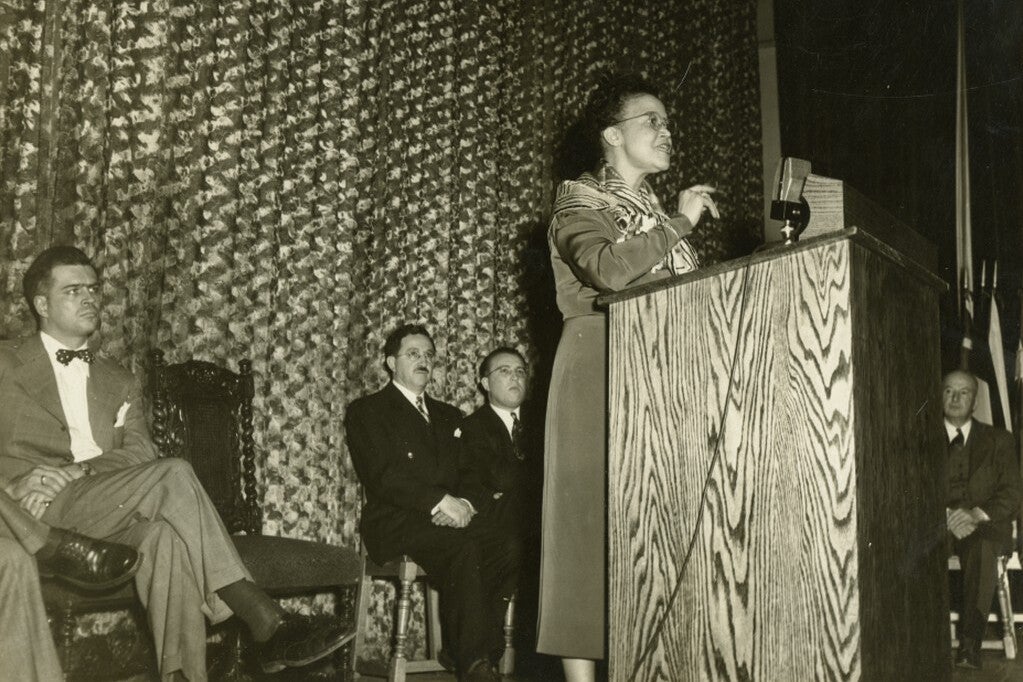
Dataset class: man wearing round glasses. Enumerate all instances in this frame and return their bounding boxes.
[459,348,537,536]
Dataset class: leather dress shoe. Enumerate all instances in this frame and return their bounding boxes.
[460,657,501,682]
[257,613,356,674]
[37,530,141,591]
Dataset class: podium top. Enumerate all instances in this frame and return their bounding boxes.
[599,175,945,307]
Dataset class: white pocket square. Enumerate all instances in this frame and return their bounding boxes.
[453,427,462,438]
[114,402,130,427]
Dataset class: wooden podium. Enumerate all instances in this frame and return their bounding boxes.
[600,177,949,681]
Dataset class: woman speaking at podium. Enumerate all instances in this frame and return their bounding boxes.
[537,72,718,682]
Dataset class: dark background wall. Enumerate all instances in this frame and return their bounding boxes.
[775,0,1023,373]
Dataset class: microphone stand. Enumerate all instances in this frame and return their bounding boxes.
[770,196,811,245]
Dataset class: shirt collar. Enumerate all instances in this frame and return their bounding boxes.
[488,403,520,435]
[488,403,520,421]
[392,380,426,406]
[40,332,91,375]
[944,419,972,443]
[40,331,89,354]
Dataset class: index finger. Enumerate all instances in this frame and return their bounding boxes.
[685,184,718,195]
[705,198,721,220]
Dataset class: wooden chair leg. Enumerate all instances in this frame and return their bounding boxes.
[425,584,443,660]
[996,557,1017,659]
[389,561,417,682]
[60,604,75,678]
[353,561,373,678]
[498,595,516,675]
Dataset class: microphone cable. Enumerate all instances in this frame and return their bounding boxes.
[627,246,763,681]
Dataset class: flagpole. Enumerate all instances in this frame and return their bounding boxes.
[955,0,973,326]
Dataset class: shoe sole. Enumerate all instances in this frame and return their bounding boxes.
[284,628,357,668]
[38,551,143,592]
[259,659,288,674]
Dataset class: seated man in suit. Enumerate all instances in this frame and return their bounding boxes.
[0,246,354,681]
[459,347,539,537]
[345,324,521,682]
[943,370,1023,669]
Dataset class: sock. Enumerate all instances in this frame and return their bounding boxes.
[217,579,286,642]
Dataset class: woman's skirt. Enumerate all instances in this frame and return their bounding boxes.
[536,314,606,659]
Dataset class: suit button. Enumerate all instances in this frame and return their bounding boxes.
[407,452,414,459]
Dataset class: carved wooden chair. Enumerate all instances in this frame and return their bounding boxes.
[149,350,363,672]
[42,351,362,678]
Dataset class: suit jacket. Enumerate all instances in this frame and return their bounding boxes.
[949,419,1022,547]
[345,382,486,562]
[459,403,540,535]
[459,405,525,495]
[0,335,157,487]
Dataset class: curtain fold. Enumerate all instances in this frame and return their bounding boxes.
[1,0,761,553]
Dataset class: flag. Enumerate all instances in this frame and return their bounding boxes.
[950,0,992,426]
[962,264,994,426]
[1016,294,1022,443]
[1016,306,1023,432]
[986,263,1011,432]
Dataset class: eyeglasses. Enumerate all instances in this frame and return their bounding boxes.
[398,349,436,362]
[611,111,671,133]
[486,365,527,379]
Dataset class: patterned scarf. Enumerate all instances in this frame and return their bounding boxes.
[550,163,700,276]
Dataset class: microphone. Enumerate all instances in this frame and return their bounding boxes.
[770,157,812,244]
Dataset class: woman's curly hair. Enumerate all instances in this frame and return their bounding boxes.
[581,72,660,154]
[554,71,661,180]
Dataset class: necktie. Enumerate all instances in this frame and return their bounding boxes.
[511,412,525,460]
[949,428,964,449]
[415,394,430,423]
[56,348,95,365]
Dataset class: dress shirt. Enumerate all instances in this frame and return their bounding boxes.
[944,419,973,444]
[488,404,521,438]
[393,381,429,420]
[40,332,102,462]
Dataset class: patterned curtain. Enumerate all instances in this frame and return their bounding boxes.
[0,0,761,663]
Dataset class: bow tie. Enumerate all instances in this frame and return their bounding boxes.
[56,348,95,365]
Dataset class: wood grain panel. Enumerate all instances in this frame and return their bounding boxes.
[608,240,859,681]
[848,242,948,681]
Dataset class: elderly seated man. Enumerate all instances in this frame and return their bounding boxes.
[942,370,1022,670]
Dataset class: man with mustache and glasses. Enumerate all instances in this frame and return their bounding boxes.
[0,246,354,681]
[345,324,521,682]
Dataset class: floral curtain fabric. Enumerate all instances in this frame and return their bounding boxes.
[1,0,761,660]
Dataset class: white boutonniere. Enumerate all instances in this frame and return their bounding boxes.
[453,428,462,438]
[114,402,131,427]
